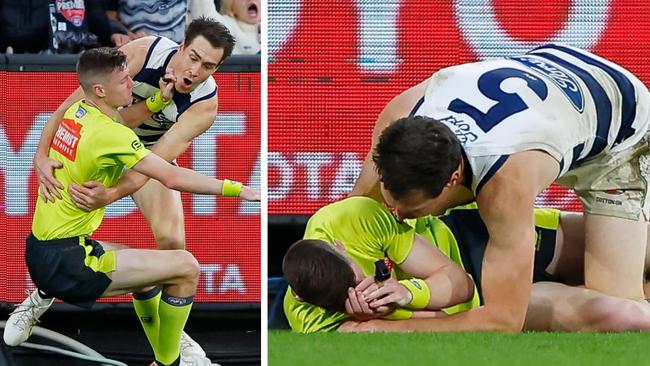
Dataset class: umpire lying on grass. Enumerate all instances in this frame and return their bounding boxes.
[283,197,650,333]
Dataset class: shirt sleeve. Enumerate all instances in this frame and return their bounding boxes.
[93,122,151,168]
[283,287,348,333]
[344,198,415,265]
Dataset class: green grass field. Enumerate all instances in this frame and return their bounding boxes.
[269,330,650,365]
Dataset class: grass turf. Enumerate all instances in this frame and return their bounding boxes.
[269,330,650,365]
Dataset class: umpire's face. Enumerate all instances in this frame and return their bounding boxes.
[103,66,134,108]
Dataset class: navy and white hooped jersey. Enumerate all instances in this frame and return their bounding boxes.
[131,37,217,147]
[412,43,650,194]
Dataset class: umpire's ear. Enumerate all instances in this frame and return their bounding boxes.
[294,294,304,301]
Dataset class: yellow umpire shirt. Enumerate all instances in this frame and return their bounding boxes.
[32,100,151,240]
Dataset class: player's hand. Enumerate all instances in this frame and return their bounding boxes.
[363,276,413,308]
[159,67,176,102]
[68,181,113,211]
[34,153,64,202]
[344,287,380,320]
[345,276,395,320]
[240,185,261,201]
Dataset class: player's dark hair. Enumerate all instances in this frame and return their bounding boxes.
[76,47,127,94]
[373,116,462,200]
[185,17,235,65]
[282,239,356,313]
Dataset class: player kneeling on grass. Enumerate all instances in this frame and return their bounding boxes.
[6,47,259,366]
[283,197,650,333]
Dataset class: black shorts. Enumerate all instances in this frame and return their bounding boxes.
[25,234,115,309]
[440,209,563,304]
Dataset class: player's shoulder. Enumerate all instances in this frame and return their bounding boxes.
[322,196,387,217]
[120,36,176,76]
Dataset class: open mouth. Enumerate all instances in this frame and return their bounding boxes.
[248,3,258,18]
[182,77,193,87]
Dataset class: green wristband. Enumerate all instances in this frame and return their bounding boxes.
[221,179,242,197]
[145,91,170,113]
[399,278,431,310]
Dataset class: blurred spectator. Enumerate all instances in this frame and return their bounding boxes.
[85,0,131,47]
[0,0,128,54]
[195,0,260,55]
[106,0,212,44]
[0,0,50,53]
[46,0,100,53]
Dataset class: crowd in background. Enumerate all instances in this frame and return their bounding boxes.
[0,0,260,55]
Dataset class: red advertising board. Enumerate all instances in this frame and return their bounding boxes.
[268,1,650,215]
[0,71,260,303]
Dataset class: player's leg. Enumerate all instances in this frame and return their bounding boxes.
[105,248,199,366]
[132,178,186,250]
[524,282,650,332]
[3,241,132,347]
[131,177,208,362]
[583,213,646,299]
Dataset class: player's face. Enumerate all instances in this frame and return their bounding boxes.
[103,66,134,108]
[175,36,224,94]
[232,0,260,25]
[381,184,451,220]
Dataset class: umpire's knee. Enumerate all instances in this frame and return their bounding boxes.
[176,250,201,285]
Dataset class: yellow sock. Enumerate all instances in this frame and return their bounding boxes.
[133,287,161,353]
[156,293,194,365]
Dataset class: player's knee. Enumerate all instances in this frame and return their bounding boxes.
[177,250,201,283]
[586,298,649,331]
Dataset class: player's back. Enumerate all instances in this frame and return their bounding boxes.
[413,44,650,193]
[32,100,149,240]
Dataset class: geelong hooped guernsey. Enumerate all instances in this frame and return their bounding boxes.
[132,36,217,147]
[32,101,151,240]
[412,43,650,193]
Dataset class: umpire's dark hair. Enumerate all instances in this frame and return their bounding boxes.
[282,239,356,313]
[373,116,462,200]
[184,17,235,65]
[76,47,127,94]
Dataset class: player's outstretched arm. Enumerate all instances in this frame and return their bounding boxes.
[115,94,220,195]
[350,80,428,201]
[132,152,260,201]
[68,94,220,210]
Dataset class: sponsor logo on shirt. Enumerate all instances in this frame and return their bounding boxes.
[75,105,87,119]
[439,115,478,144]
[52,118,82,161]
[131,140,144,151]
[510,55,584,112]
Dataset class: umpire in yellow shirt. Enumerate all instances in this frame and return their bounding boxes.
[25,47,259,366]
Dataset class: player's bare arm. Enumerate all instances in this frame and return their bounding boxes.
[130,150,259,201]
[340,151,559,332]
[360,234,475,310]
[350,80,428,201]
[69,96,220,210]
